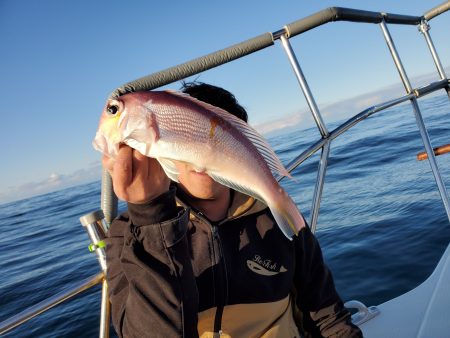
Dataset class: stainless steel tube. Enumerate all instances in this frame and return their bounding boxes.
[410,97,450,221]
[283,93,416,175]
[99,280,111,338]
[419,21,448,80]
[380,19,450,222]
[282,77,446,176]
[283,7,421,38]
[80,210,108,272]
[418,20,450,98]
[80,211,111,338]
[310,140,331,233]
[379,20,413,93]
[0,273,104,335]
[279,34,329,138]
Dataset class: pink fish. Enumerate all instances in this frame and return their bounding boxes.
[93,90,305,238]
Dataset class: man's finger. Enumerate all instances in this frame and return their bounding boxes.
[132,150,150,181]
[102,155,114,174]
[114,146,133,189]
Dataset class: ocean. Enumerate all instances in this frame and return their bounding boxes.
[1,94,450,337]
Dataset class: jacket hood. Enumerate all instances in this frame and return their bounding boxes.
[226,190,267,219]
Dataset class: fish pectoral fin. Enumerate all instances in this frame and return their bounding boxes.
[208,172,264,203]
[158,158,180,183]
[124,138,152,158]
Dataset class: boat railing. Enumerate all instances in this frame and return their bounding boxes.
[1,1,449,336]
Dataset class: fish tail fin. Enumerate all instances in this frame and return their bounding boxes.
[267,189,305,240]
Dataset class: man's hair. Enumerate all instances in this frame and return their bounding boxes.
[181,82,248,122]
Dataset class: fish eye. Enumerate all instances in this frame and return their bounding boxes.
[107,105,119,116]
[106,100,122,116]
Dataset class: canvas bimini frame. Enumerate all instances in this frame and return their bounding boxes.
[1,1,449,336]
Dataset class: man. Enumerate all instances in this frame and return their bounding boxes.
[103,82,362,337]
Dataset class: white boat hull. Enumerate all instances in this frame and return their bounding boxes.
[359,242,450,338]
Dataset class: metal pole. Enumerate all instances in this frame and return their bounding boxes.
[282,92,417,178]
[380,19,450,222]
[310,140,331,233]
[80,211,108,272]
[279,34,329,138]
[418,20,450,98]
[80,211,111,338]
[99,280,111,338]
[419,21,447,79]
[0,273,104,335]
[410,98,450,219]
[379,20,413,93]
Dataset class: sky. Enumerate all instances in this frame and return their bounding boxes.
[1,0,449,204]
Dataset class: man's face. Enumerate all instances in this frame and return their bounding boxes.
[174,162,229,200]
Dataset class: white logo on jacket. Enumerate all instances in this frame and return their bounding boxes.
[246,254,287,276]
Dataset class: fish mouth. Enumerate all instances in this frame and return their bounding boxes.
[93,132,119,158]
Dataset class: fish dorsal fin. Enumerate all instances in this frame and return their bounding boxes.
[165,90,291,178]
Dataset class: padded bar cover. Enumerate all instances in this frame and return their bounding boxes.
[284,7,421,38]
[109,4,442,98]
[424,0,450,21]
[109,32,274,99]
[414,79,449,97]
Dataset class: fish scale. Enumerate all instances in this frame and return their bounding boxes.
[156,104,221,142]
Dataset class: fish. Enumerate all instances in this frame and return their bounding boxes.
[93,90,305,239]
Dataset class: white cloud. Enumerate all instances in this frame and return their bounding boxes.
[254,68,449,135]
[0,161,102,204]
[255,112,308,135]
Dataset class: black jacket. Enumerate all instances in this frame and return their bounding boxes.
[105,186,362,337]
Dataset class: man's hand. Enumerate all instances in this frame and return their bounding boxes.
[102,145,170,204]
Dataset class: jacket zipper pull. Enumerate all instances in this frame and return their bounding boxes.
[212,225,220,239]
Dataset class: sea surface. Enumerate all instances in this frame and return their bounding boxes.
[1,94,450,337]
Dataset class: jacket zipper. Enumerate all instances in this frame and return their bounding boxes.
[211,223,229,335]
[192,210,230,335]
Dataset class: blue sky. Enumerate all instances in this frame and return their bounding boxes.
[1,0,449,204]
